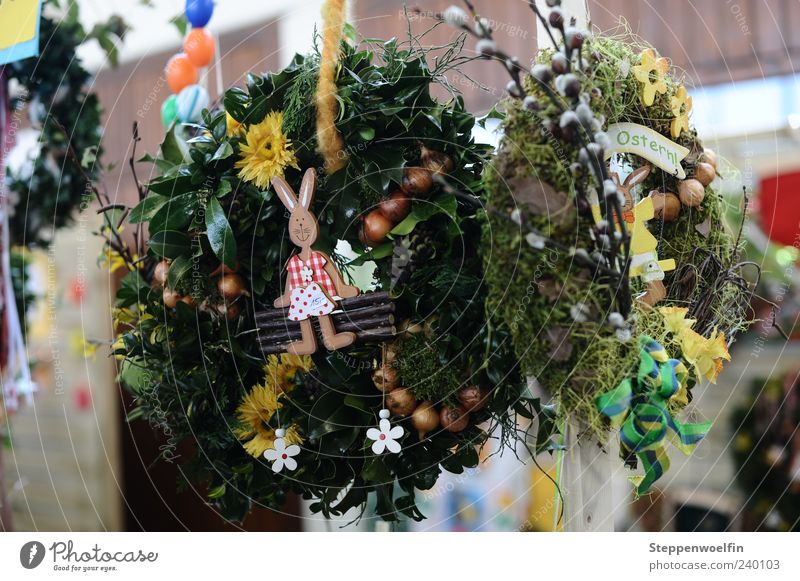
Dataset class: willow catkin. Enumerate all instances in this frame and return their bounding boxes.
[316,0,348,174]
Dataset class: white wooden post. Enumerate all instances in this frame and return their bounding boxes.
[535,0,616,532]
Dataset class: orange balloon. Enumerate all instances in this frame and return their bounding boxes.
[184,28,215,68]
[165,53,198,94]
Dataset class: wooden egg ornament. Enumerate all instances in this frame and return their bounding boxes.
[161,95,178,127]
[386,388,417,416]
[678,178,705,207]
[694,161,716,187]
[210,258,240,277]
[440,405,470,432]
[401,167,433,196]
[176,84,210,123]
[649,191,681,221]
[372,364,399,393]
[184,28,216,68]
[700,148,717,169]
[163,287,181,308]
[420,144,454,176]
[217,273,249,301]
[362,209,393,245]
[457,385,491,412]
[379,190,411,223]
[185,0,215,28]
[152,259,170,289]
[411,400,439,439]
[165,53,198,93]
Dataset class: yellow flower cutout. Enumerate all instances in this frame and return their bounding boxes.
[99,246,128,273]
[670,84,692,138]
[632,48,669,106]
[658,306,696,336]
[235,111,299,190]
[680,328,731,384]
[235,354,312,458]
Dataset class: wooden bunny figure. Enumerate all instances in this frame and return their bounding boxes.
[272,168,360,355]
[611,165,676,306]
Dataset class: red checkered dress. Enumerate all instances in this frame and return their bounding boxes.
[286,252,337,321]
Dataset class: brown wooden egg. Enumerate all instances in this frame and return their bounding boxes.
[372,364,399,393]
[649,191,681,221]
[694,162,716,187]
[363,210,393,245]
[386,388,417,417]
[379,190,411,223]
[440,405,470,432]
[457,385,491,412]
[678,179,705,207]
[411,401,439,439]
[700,148,717,169]
[152,260,170,289]
[163,287,180,308]
[401,167,433,196]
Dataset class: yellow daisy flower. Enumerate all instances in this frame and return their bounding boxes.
[670,84,692,138]
[632,48,669,106]
[658,306,697,336]
[235,383,303,458]
[234,111,299,190]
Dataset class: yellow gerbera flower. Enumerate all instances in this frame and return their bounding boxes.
[234,111,299,190]
[670,84,692,138]
[659,306,697,336]
[264,353,313,393]
[235,383,303,458]
[632,48,669,106]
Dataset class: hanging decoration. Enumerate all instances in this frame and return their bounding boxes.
[102,2,540,524]
[435,0,756,496]
[161,0,216,128]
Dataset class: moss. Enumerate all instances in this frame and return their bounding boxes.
[482,33,747,433]
[396,332,462,405]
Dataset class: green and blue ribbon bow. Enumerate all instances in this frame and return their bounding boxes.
[596,335,712,496]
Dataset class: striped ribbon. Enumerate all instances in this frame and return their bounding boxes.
[596,335,712,496]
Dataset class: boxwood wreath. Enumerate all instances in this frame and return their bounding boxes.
[448,0,757,495]
[108,24,548,523]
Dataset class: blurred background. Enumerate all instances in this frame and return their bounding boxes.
[2,0,799,532]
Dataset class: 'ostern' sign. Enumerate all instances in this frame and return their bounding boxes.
[0,0,43,66]
[605,122,690,179]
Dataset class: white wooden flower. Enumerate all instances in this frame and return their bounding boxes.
[263,429,300,473]
[366,409,404,454]
[300,264,314,283]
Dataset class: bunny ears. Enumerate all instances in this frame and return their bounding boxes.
[271,168,317,212]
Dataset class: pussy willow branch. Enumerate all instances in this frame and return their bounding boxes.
[438,0,631,315]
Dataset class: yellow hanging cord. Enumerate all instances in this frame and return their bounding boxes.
[316,0,348,174]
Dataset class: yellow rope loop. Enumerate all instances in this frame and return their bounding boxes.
[316,0,348,175]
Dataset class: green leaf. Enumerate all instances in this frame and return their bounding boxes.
[205,197,237,268]
[169,13,188,36]
[166,255,193,288]
[129,194,169,224]
[160,125,189,165]
[390,193,457,236]
[207,484,226,500]
[148,230,191,259]
[211,142,234,161]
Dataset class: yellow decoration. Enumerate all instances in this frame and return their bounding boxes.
[99,246,129,273]
[627,196,676,279]
[0,0,40,63]
[631,48,669,106]
[659,306,696,336]
[235,111,299,190]
[316,0,348,174]
[670,84,692,139]
[225,112,243,137]
[679,328,731,384]
[235,354,312,457]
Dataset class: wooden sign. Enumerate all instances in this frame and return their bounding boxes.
[0,0,42,65]
[604,122,689,179]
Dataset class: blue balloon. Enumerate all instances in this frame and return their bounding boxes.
[186,0,214,28]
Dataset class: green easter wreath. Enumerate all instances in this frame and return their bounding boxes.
[107,27,549,523]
